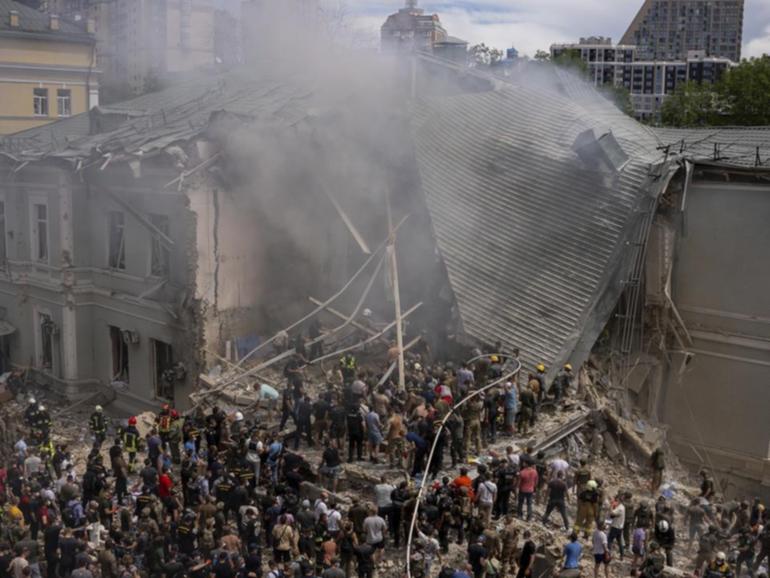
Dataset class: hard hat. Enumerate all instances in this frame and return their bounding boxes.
[38,405,45,411]
[414,363,422,371]
[564,363,573,371]
[536,363,546,372]
[657,520,669,533]
[586,480,598,490]
[234,412,244,422]
[95,405,103,412]
[128,416,137,425]
[490,355,499,363]
[715,552,726,563]
[28,397,36,404]
[362,308,372,318]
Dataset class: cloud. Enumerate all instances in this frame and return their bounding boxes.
[744,25,770,58]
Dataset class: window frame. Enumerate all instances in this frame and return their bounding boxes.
[30,199,49,264]
[33,88,49,117]
[57,89,72,117]
[107,210,127,270]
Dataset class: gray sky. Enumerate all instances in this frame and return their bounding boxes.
[345,0,770,58]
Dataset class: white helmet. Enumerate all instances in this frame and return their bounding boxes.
[95,405,103,412]
[657,520,669,533]
[414,363,422,371]
[38,405,45,412]
[586,480,598,491]
[28,397,36,405]
[234,412,244,422]
[715,551,726,563]
[362,308,372,318]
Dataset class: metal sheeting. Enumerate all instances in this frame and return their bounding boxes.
[654,126,770,168]
[412,83,667,377]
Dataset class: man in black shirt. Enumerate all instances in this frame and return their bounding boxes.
[43,521,61,578]
[467,535,487,578]
[516,532,536,578]
[319,442,342,493]
[543,471,570,531]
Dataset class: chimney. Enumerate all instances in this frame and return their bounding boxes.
[49,14,60,31]
[9,10,19,28]
[86,18,96,34]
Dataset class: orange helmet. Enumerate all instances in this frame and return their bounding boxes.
[128,416,137,426]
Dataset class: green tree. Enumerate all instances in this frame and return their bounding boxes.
[552,50,588,76]
[717,55,770,125]
[660,81,721,127]
[533,49,551,62]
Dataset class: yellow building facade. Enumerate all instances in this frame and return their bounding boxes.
[0,1,98,135]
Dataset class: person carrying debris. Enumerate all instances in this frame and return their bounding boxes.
[89,405,108,449]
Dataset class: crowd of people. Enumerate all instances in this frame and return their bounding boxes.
[0,344,768,578]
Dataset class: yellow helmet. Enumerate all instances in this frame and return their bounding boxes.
[536,363,546,373]
[490,355,499,363]
[564,363,573,371]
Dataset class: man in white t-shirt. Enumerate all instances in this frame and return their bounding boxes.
[592,521,610,578]
[607,498,626,558]
[362,507,388,563]
[549,458,570,480]
[476,477,497,527]
[314,493,329,523]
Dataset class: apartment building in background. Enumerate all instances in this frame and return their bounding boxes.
[381,0,448,53]
[621,0,744,63]
[0,0,98,135]
[39,0,219,99]
[551,38,731,121]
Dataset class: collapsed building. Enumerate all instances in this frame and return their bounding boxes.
[0,53,769,496]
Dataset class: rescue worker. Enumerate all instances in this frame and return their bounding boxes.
[339,354,357,385]
[157,404,173,449]
[639,541,666,578]
[24,396,39,428]
[551,364,573,401]
[462,394,483,456]
[704,552,734,578]
[517,385,536,435]
[534,363,547,404]
[32,403,52,444]
[122,416,140,472]
[575,479,600,538]
[654,518,676,567]
[89,405,107,449]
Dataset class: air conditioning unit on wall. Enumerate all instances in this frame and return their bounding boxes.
[121,330,140,345]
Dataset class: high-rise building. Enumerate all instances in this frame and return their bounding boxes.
[621,0,744,63]
[0,0,98,134]
[381,0,448,53]
[551,39,732,121]
[44,0,219,98]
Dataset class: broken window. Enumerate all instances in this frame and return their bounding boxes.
[149,214,170,277]
[108,211,126,270]
[152,339,174,400]
[109,325,129,382]
[32,202,49,263]
[38,312,54,370]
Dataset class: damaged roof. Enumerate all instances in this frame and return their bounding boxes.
[653,126,770,168]
[411,66,671,376]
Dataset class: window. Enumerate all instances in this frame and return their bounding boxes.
[152,339,174,400]
[33,88,48,116]
[37,311,54,370]
[108,211,126,270]
[149,214,170,277]
[32,203,49,263]
[109,326,129,382]
[57,89,71,117]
